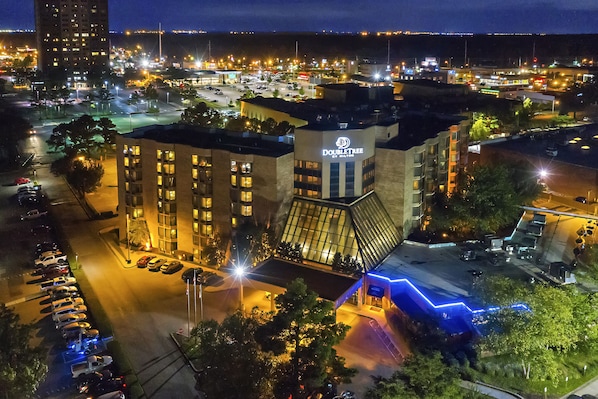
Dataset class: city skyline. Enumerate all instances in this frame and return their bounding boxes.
[2,0,598,34]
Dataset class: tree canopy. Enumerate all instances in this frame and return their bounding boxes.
[0,305,48,398]
[429,163,541,236]
[364,351,462,399]
[474,276,598,382]
[47,114,117,158]
[187,279,355,399]
[256,278,356,398]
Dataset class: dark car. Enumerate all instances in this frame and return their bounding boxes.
[35,242,60,257]
[76,369,113,393]
[83,376,126,396]
[181,267,204,284]
[136,255,155,268]
[198,271,224,287]
[575,196,588,204]
[161,261,183,274]
[31,224,52,235]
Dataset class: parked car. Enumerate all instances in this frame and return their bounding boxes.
[460,250,477,261]
[71,355,113,378]
[575,196,588,204]
[76,369,113,393]
[19,194,40,206]
[31,224,52,235]
[147,258,167,272]
[35,242,60,256]
[52,305,88,322]
[42,267,70,280]
[136,255,155,268]
[84,376,127,397]
[61,322,93,339]
[17,185,36,193]
[20,209,48,221]
[35,252,68,268]
[55,313,88,330]
[51,288,80,301]
[14,177,31,185]
[52,296,84,310]
[161,261,183,274]
[41,276,77,292]
[181,267,204,284]
[198,271,224,286]
[50,285,79,299]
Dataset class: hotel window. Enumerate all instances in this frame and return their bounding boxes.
[240,176,252,188]
[156,162,162,173]
[345,162,355,197]
[330,163,339,198]
[164,164,175,174]
[123,157,129,167]
[157,149,162,159]
[192,155,198,166]
[167,190,176,201]
[231,217,238,228]
[241,205,252,216]
[230,160,238,173]
[240,191,253,202]
[201,197,212,208]
[157,175,162,186]
[201,210,212,222]
[231,175,237,187]
[193,222,199,233]
[192,169,198,180]
[201,224,213,236]
[193,209,199,219]
[240,162,252,174]
[167,151,175,161]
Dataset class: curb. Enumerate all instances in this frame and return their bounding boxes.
[4,291,48,307]
[170,332,199,373]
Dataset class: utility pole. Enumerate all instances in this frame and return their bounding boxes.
[158,22,162,63]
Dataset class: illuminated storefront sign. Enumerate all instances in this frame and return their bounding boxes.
[322,137,364,158]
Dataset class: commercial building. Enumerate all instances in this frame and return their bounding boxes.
[116,113,467,270]
[34,0,109,84]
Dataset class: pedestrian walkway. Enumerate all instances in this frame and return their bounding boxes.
[461,381,524,399]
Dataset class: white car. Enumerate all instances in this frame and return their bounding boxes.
[50,285,79,299]
[71,355,113,378]
[35,253,68,268]
[61,322,92,339]
[20,209,48,220]
[52,296,84,310]
[55,313,88,330]
[52,304,87,321]
[40,276,76,292]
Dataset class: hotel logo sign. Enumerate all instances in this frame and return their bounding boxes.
[322,137,364,158]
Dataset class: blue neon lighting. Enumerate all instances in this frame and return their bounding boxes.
[367,273,530,320]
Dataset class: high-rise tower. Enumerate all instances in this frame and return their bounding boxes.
[34,0,109,85]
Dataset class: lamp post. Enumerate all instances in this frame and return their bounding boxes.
[235,266,246,312]
[125,214,131,264]
[166,92,169,104]
[75,253,79,270]
[115,86,119,98]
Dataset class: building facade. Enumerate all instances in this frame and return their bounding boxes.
[116,125,294,261]
[34,0,109,84]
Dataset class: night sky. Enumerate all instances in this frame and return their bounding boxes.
[2,0,598,34]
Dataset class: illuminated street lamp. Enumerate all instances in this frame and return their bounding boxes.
[234,266,246,312]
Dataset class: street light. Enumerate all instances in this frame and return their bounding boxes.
[115,86,119,98]
[125,214,131,264]
[234,266,246,312]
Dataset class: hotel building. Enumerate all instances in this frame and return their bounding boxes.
[116,109,467,271]
[34,0,109,84]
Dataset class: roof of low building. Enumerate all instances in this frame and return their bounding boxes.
[247,258,359,302]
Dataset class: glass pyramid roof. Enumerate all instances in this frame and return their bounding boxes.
[279,192,401,271]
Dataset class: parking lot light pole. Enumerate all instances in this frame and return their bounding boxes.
[126,214,131,264]
[234,266,246,312]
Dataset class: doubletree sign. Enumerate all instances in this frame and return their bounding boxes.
[322,137,364,158]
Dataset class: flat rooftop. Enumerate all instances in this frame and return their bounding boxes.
[372,242,532,310]
[247,258,359,302]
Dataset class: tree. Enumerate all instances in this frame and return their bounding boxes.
[364,351,462,399]
[180,102,222,127]
[272,88,280,98]
[142,84,159,109]
[128,219,150,248]
[469,112,499,141]
[188,311,274,399]
[475,276,585,381]
[429,164,524,236]
[256,279,355,398]
[0,305,48,398]
[66,159,104,196]
[96,117,117,156]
